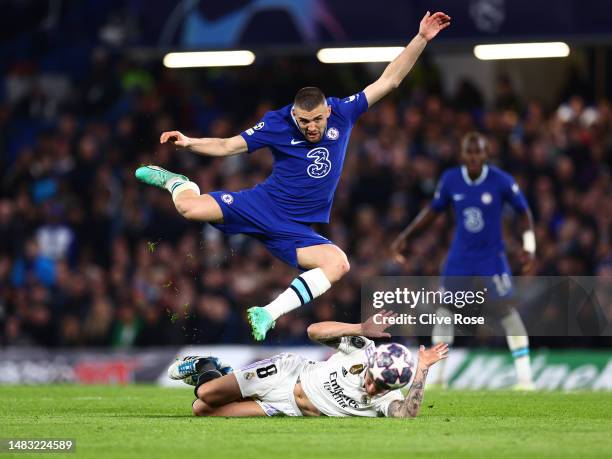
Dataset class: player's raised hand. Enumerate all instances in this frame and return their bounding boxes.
[361,310,397,338]
[418,11,451,42]
[160,130,192,148]
[418,343,449,369]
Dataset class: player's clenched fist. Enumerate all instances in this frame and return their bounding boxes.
[160,130,192,148]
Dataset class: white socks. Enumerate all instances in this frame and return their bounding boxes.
[264,268,332,320]
[501,309,533,385]
[166,178,200,203]
[431,307,533,387]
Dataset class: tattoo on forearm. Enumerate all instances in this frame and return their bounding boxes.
[389,367,429,418]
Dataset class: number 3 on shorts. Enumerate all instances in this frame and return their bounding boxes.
[256,364,278,378]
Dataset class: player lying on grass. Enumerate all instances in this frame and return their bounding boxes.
[168,311,448,418]
[135,11,451,341]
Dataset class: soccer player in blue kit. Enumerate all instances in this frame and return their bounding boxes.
[392,132,536,390]
[135,11,451,341]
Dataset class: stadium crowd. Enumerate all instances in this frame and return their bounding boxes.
[1,53,611,347]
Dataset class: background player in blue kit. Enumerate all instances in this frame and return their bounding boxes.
[392,132,536,390]
[134,12,452,341]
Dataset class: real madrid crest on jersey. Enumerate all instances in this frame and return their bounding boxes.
[349,364,365,375]
[326,127,339,140]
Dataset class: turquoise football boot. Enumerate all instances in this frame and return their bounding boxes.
[134,165,188,189]
[247,307,275,341]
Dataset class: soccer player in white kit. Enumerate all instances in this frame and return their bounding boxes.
[169,312,448,418]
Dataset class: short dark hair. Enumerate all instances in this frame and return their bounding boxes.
[461,131,487,152]
[294,87,326,111]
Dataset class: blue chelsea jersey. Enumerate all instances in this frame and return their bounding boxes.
[430,165,529,260]
[240,92,368,223]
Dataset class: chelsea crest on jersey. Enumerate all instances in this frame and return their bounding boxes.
[239,92,369,224]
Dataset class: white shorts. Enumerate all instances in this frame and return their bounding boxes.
[236,353,310,417]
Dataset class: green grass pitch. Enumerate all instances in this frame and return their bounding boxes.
[2,385,612,459]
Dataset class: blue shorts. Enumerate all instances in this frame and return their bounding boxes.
[208,186,331,268]
[442,252,513,299]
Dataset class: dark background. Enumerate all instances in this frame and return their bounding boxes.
[1,0,611,348]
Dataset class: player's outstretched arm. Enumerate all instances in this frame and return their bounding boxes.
[388,343,448,418]
[160,131,248,157]
[307,310,396,347]
[391,206,440,263]
[363,11,450,107]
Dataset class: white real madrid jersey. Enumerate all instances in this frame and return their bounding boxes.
[299,336,404,417]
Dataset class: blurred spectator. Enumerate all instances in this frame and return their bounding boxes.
[1,52,611,349]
